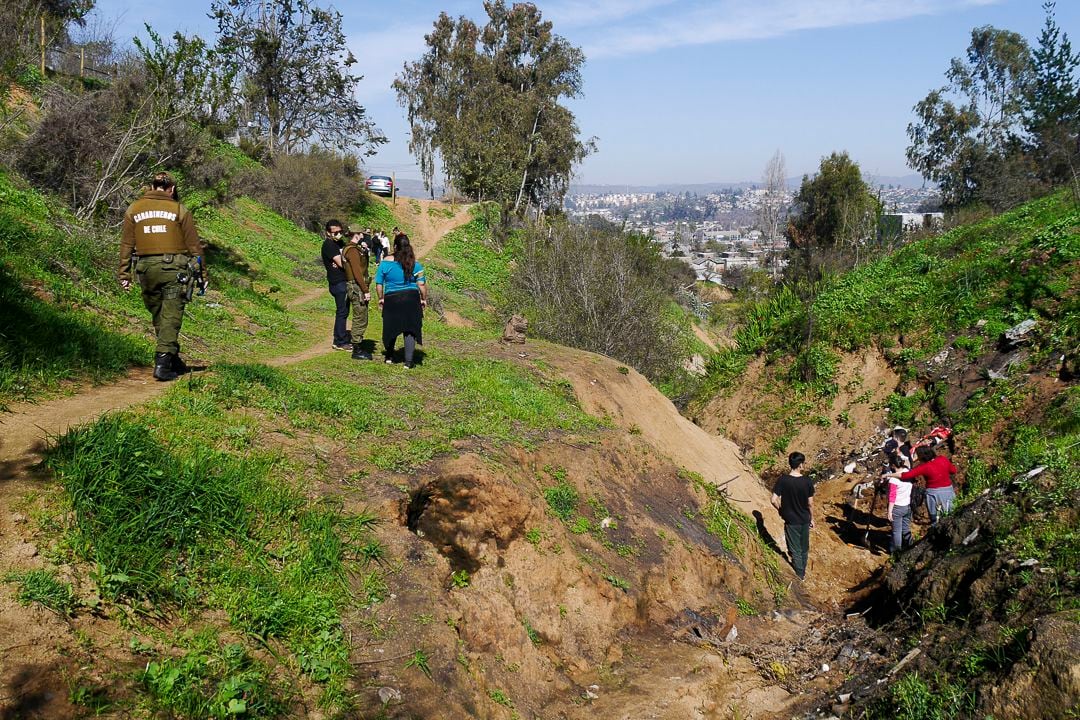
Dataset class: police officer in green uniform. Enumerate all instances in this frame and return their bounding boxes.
[118,172,207,381]
[341,230,373,359]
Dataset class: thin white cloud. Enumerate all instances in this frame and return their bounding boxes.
[544,0,680,29]
[582,0,1002,58]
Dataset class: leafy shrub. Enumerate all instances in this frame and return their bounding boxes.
[512,220,693,380]
[243,147,363,230]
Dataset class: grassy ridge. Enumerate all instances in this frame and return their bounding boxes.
[0,169,327,406]
[702,191,1079,393]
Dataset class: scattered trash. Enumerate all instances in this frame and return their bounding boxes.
[1001,319,1037,348]
[1020,558,1040,567]
[975,319,987,328]
[889,648,921,676]
[206,302,223,308]
[1025,466,1047,479]
[844,462,857,474]
[584,684,600,700]
[600,517,615,529]
[930,349,950,366]
[838,693,852,703]
[821,663,830,672]
[962,528,979,546]
[724,625,738,643]
[377,687,401,704]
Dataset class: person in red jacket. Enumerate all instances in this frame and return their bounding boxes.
[886,446,958,526]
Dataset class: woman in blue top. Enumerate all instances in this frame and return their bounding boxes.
[375,234,427,368]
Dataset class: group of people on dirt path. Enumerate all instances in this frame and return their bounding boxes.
[879,426,959,553]
[117,172,430,380]
[321,220,427,369]
[769,425,961,582]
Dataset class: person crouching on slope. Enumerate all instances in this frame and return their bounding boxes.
[118,172,207,382]
[771,452,815,580]
[342,231,373,360]
[375,234,427,369]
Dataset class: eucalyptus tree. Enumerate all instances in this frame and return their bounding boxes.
[394,1,595,214]
[211,0,384,156]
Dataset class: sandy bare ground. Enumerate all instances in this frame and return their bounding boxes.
[377,195,473,260]
[490,341,788,550]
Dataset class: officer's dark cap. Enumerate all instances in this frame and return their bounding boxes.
[151,172,176,189]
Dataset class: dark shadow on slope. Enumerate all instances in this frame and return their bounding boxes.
[0,267,148,407]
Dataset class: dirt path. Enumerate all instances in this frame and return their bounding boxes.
[0,286,328,476]
[692,322,719,352]
[377,195,472,259]
[0,199,475,471]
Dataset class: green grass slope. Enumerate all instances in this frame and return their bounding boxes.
[692,190,1080,718]
[0,170,328,407]
[694,191,1079,460]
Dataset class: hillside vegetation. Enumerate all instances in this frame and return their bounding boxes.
[0,167,334,408]
[2,154,799,718]
[692,189,1080,718]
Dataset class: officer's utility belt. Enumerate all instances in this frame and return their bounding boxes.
[136,252,188,260]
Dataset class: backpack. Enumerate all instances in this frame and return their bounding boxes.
[911,481,927,510]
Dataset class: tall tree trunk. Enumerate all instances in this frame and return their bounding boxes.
[513,107,543,213]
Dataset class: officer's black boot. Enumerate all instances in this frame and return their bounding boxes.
[171,354,189,375]
[154,352,179,382]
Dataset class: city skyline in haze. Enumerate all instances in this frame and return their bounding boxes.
[89,0,1076,187]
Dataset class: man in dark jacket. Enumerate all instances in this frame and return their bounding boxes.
[119,172,207,381]
[321,219,351,350]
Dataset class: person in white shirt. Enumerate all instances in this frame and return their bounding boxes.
[887,474,914,552]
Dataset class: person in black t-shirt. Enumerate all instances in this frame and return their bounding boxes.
[321,219,351,350]
[771,451,815,580]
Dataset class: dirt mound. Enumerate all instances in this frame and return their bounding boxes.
[511,342,786,544]
[358,435,802,719]
[696,347,899,467]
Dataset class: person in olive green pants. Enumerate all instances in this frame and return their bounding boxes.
[118,173,207,381]
[341,230,373,360]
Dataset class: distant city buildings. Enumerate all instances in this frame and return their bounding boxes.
[565,184,942,284]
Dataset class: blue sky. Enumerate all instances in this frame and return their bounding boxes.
[91,0,1076,185]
